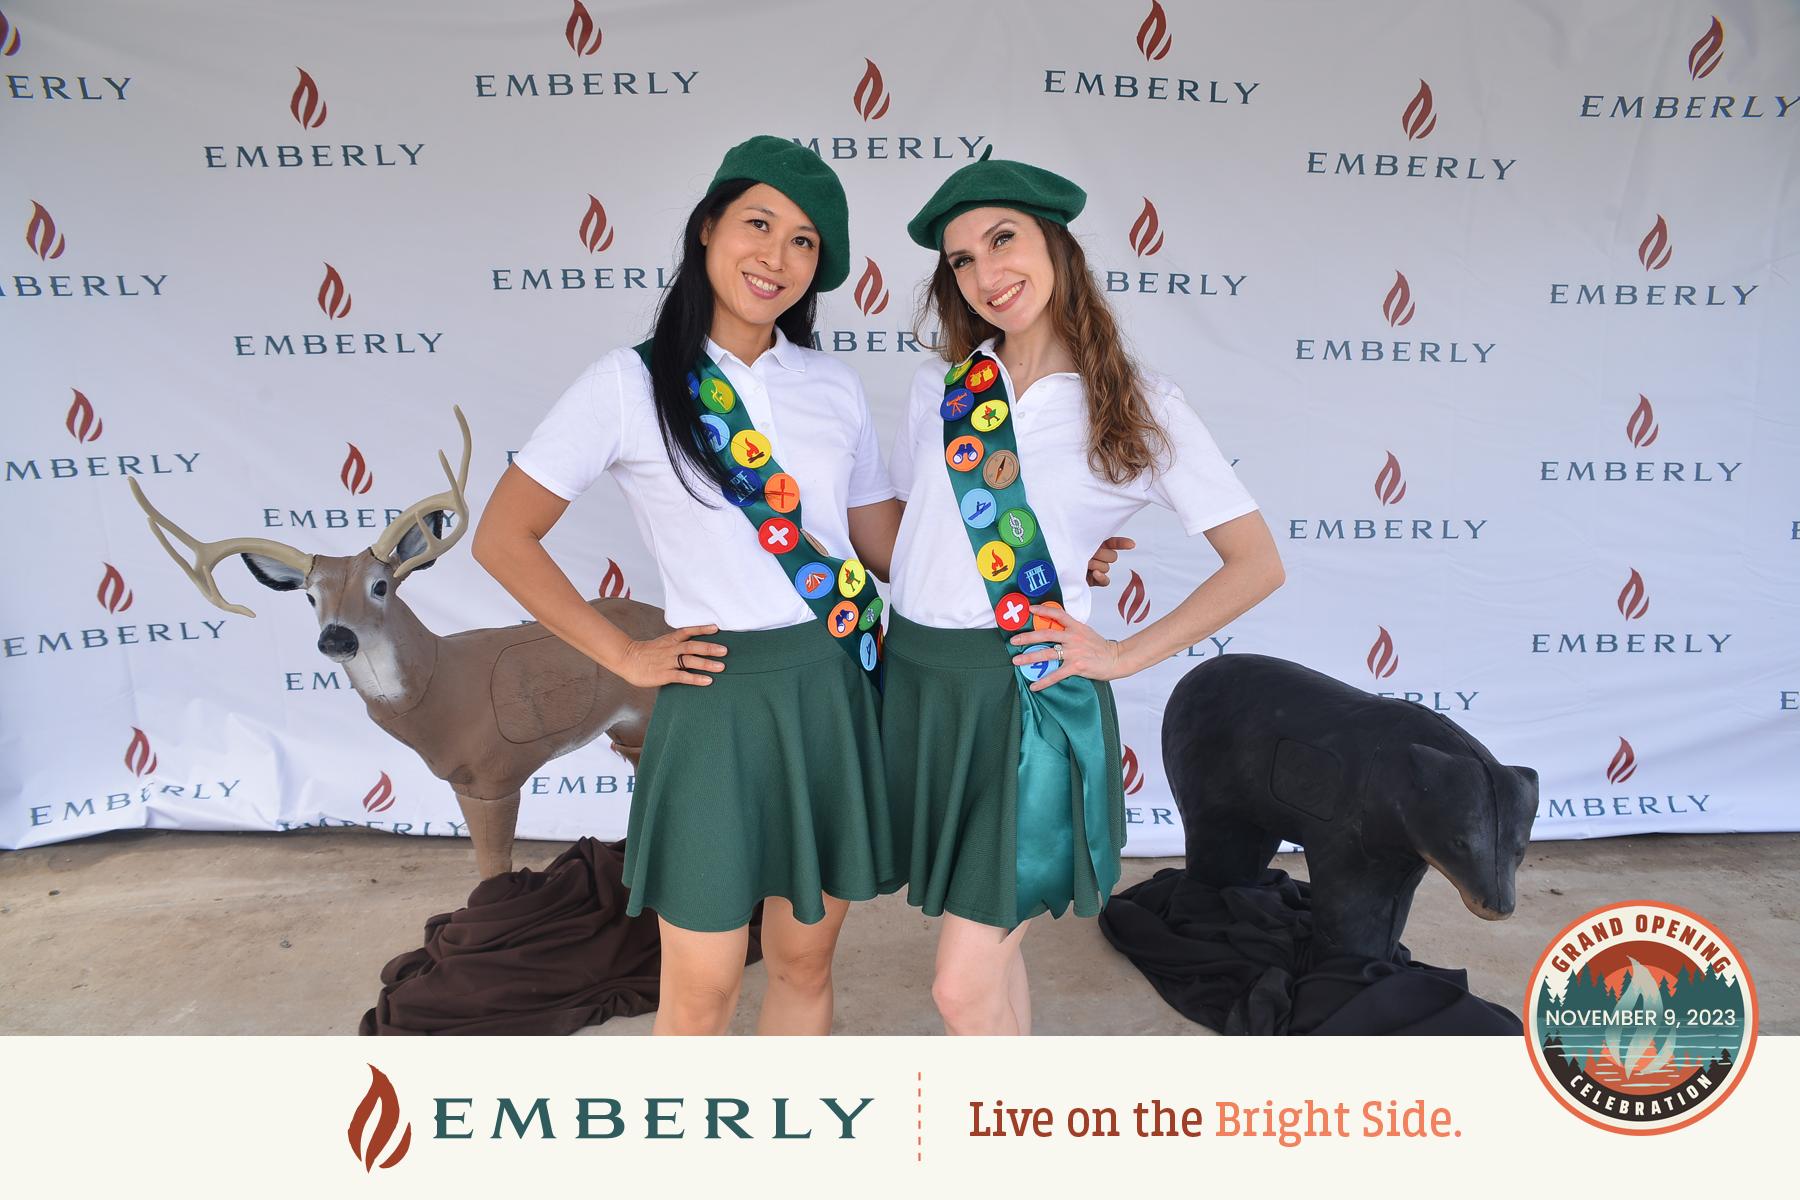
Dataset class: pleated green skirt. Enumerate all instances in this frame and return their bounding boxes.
[883,612,1126,930]
[624,620,899,932]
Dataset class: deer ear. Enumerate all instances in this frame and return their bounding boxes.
[240,551,306,591]
[389,510,451,571]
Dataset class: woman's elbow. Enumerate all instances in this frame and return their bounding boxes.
[469,510,508,575]
[1253,543,1286,598]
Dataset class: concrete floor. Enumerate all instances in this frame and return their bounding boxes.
[1,829,1794,1035]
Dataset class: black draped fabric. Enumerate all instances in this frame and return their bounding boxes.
[1100,867,1522,1035]
[360,838,762,1036]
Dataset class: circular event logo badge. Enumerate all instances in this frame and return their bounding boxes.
[1525,901,1756,1134]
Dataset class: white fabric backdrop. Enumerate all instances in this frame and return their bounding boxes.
[3,0,1796,854]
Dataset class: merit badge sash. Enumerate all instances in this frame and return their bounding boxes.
[939,349,1119,925]
[636,341,882,689]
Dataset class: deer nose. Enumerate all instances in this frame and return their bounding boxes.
[317,623,359,662]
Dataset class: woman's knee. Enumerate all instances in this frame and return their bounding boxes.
[765,939,837,996]
[931,958,1005,1024]
[660,977,738,1031]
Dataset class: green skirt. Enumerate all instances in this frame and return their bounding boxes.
[624,620,898,932]
[882,612,1126,929]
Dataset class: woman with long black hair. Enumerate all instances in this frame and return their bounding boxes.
[473,137,903,1035]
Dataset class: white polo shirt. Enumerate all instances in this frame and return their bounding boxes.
[887,342,1258,629]
[513,329,895,631]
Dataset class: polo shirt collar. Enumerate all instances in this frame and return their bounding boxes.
[706,327,808,374]
[978,337,1079,394]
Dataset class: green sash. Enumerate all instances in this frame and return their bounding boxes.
[938,349,1118,925]
[635,341,882,689]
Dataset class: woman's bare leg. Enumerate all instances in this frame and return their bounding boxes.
[756,894,852,1035]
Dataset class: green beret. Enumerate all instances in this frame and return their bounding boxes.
[906,148,1087,251]
[709,135,851,292]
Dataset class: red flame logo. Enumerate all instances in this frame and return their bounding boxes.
[1366,626,1398,679]
[1626,394,1660,448]
[1616,568,1649,621]
[124,727,158,777]
[65,389,102,442]
[0,10,20,57]
[1136,1,1172,61]
[1374,451,1407,506]
[1121,746,1145,796]
[565,0,602,56]
[289,67,326,129]
[348,1064,412,1172]
[317,262,353,319]
[1128,198,1165,257]
[853,258,890,316]
[1638,215,1671,271]
[98,563,134,613]
[340,443,373,495]
[598,558,632,600]
[1402,80,1438,140]
[852,58,891,121]
[1606,736,1637,785]
[1688,16,1724,80]
[1382,271,1415,326]
[1118,570,1151,625]
[361,771,396,814]
[26,201,65,260]
[579,194,615,253]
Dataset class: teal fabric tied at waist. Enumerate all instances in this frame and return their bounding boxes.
[1014,671,1118,925]
[935,350,1119,927]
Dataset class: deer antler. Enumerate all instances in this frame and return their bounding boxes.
[371,405,472,581]
[126,478,315,618]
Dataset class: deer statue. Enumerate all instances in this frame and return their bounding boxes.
[126,406,669,879]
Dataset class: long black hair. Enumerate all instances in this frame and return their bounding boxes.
[647,178,822,502]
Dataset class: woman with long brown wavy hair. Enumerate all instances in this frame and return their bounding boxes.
[882,153,1286,1034]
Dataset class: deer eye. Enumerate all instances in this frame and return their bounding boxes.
[306,594,317,607]
[371,580,388,598]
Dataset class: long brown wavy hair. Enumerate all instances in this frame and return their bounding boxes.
[920,217,1167,485]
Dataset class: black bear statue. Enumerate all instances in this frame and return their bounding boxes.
[1162,653,1539,962]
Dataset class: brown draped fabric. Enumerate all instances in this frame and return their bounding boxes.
[360,838,762,1035]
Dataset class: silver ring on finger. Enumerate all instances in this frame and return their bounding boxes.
[1053,645,1064,662]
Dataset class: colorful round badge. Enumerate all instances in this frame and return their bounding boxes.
[699,376,736,414]
[994,591,1032,632]
[686,371,702,399]
[763,472,800,514]
[723,467,763,506]
[1018,558,1057,598]
[699,414,730,452]
[998,507,1037,548]
[982,449,1020,490]
[946,435,985,472]
[838,559,868,598]
[858,595,884,630]
[859,631,879,671]
[758,516,798,554]
[978,540,1017,582]
[965,359,999,393]
[959,488,998,529]
[1033,600,1066,632]
[827,600,859,638]
[940,387,975,421]
[945,359,971,386]
[970,399,1009,433]
[1018,653,1056,684]
[794,561,834,600]
[730,429,772,470]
